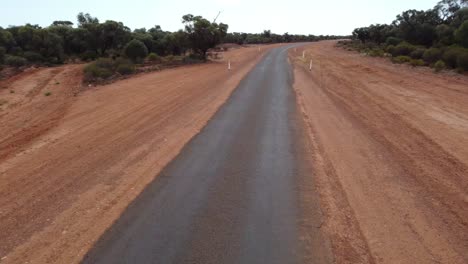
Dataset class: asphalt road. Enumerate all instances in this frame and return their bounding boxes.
[82,45,307,264]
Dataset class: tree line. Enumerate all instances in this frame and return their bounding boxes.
[0,13,345,70]
[349,0,468,72]
[224,30,344,45]
[0,13,228,68]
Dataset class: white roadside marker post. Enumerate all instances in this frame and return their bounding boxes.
[302,51,305,58]
[228,60,231,70]
[309,59,313,71]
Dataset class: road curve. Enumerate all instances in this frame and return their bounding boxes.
[82,45,307,264]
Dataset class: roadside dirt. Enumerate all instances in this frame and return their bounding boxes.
[291,41,468,264]
[0,45,278,264]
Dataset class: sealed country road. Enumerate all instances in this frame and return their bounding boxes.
[82,45,311,264]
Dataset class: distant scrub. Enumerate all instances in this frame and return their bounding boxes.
[347,0,468,73]
[5,55,27,67]
[84,58,134,81]
[392,56,412,64]
[423,48,442,64]
[410,59,425,67]
[457,51,468,70]
[434,60,446,72]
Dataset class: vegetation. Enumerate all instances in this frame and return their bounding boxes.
[345,0,468,72]
[124,39,148,62]
[0,11,347,82]
[0,12,228,69]
[224,30,344,45]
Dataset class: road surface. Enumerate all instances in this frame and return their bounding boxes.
[82,45,315,263]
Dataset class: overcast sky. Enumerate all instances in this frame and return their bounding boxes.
[1,0,438,35]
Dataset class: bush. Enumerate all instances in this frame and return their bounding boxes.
[455,20,468,48]
[183,54,205,64]
[80,50,98,61]
[114,58,135,75]
[369,48,385,57]
[386,45,395,54]
[423,48,442,64]
[94,58,114,70]
[410,48,426,59]
[456,51,468,71]
[5,55,27,67]
[146,53,161,62]
[84,63,113,81]
[392,56,411,64]
[0,47,5,64]
[443,46,466,68]
[385,37,402,46]
[392,42,416,57]
[84,58,136,81]
[164,55,175,62]
[116,64,135,75]
[23,51,45,63]
[434,60,446,72]
[410,59,425,67]
[124,39,148,62]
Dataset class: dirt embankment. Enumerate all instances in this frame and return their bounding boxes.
[0,45,278,264]
[291,41,468,264]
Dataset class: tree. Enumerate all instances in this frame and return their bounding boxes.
[52,21,73,27]
[182,14,228,59]
[124,39,148,61]
[353,27,370,43]
[455,20,468,47]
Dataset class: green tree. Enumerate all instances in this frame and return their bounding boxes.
[182,14,228,59]
[455,20,468,47]
[124,39,148,62]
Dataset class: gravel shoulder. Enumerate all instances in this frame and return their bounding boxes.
[291,41,468,264]
[0,45,278,263]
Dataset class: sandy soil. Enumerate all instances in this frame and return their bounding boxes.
[0,45,277,263]
[291,41,468,264]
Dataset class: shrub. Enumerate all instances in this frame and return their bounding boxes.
[83,58,136,81]
[146,53,161,62]
[392,42,416,57]
[84,63,113,81]
[114,58,135,75]
[455,20,468,48]
[183,54,205,64]
[80,50,98,61]
[5,55,27,67]
[386,45,396,54]
[116,64,135,75]
[410,59,425,67]
[94,58,114,70]
[442,46,465,68]
[410,48,426,59]
[385,37,402,46]
[369,48,385,57]
[24,51,45,63]
[124,39,148,62]
[434,60,446,72]
[0,47,5,64]
[44,91,52,96]
[423,48,442,64]
[456,51,468,71]
[392,56,411,64]
[164,55,175,62]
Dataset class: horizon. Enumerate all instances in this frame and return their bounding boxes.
[1,0,438,35]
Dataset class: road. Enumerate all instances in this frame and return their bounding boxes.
[82,45,318,263]
[0,45,287,263]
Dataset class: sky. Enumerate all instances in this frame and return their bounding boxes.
[0,0,438,35]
